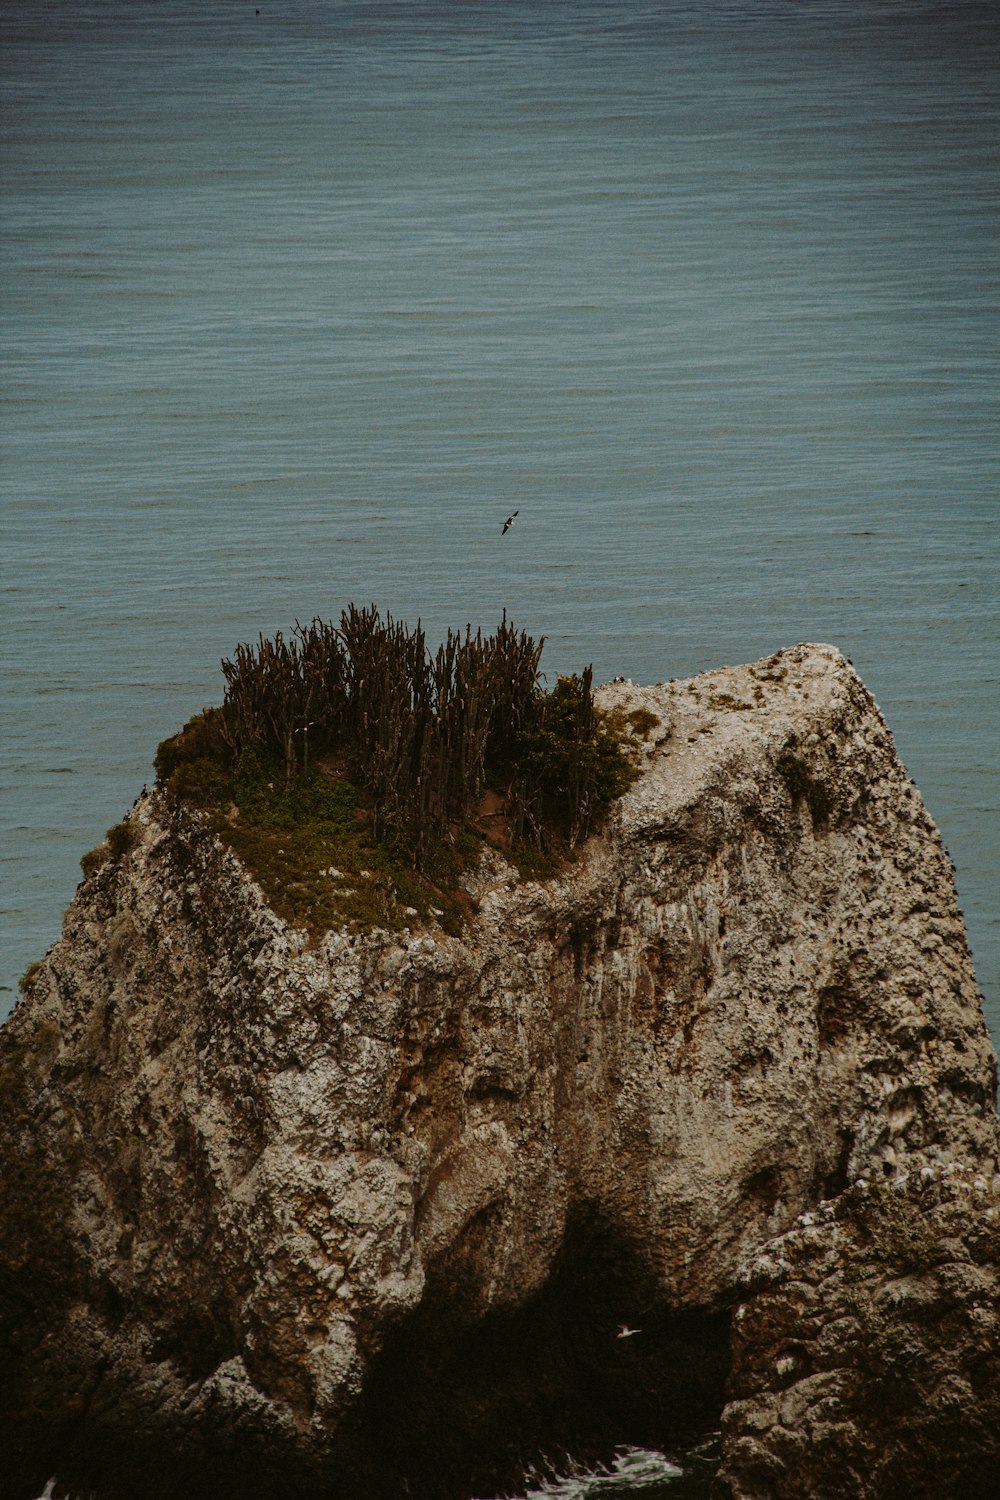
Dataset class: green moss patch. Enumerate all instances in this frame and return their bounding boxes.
[194,757,478,940]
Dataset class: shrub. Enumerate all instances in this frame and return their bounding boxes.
[627,707,661,738]
[153,608,642,933]
[80,845,107,880]
[505,671,639,849]
[18,960,45,996]
[154,707,230,785]
[106,821,137,860]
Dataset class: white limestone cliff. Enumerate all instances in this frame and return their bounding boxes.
[2,643,997,1499]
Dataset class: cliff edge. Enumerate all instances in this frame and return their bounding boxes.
[2,643,997,1499]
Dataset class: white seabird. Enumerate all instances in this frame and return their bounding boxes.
[501,509,518,535]
[616,1323,641,1338]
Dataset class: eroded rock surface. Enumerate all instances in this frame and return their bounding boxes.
[2,644,997,1499]
[719,1167,1000,1499]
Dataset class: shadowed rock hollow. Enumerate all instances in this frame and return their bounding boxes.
[2,644,997,1499]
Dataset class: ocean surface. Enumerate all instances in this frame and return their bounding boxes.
[2,1,998,1491]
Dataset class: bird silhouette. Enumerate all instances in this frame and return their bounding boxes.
[501,509,518,535]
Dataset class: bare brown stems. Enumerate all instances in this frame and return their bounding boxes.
[157,608,635,873]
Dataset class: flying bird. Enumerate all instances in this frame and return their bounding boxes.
[616,1324,641,1339]
[501,509,518,535]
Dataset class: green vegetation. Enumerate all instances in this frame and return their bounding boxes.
[200,755,471,938]
[106,820,137,860]
[503,670,639,849]
[79,844,106,880]
[626,706,661,738]
[18,960,45,996]
[154,608,641,937]
[79,817,139,879]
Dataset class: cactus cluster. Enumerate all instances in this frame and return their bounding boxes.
[157,607,636,871]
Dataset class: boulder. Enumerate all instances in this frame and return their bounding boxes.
[2,644,996,1498]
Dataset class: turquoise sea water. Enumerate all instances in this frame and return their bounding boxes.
[2,3,997,1493]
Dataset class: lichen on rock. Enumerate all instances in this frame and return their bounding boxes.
[1,643,997,1500]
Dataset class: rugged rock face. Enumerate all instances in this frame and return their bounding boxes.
[720,1167,1000,1499]
[2,643,997,1500]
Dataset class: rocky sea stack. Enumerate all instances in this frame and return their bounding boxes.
[2,643,998,1499]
